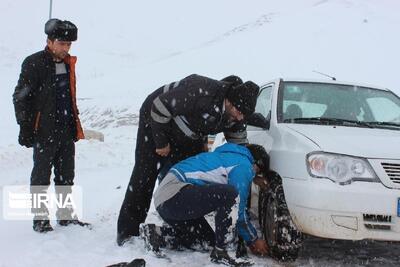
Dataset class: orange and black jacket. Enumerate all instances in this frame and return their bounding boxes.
[13,48,84,142]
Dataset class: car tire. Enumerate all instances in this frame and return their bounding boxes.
[258,172,303,261]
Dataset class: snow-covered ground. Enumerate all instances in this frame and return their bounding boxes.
[1,0,400,266]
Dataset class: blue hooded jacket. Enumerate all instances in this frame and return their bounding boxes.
[169,143,258,245]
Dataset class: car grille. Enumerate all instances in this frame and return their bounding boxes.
[381,162,400,185]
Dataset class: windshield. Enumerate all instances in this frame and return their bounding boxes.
[279,82,400,129]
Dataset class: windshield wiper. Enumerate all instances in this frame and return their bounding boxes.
[364,121,400,129]
[283,117,375,128]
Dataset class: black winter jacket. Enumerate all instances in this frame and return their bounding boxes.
[13,48,84,143]
[143,74,248,149]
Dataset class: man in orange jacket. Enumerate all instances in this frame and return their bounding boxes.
[12,18,89,233]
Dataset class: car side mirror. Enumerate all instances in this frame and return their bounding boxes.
[247,112,270,129]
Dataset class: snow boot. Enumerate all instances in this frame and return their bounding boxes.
[117,232,132,246]
[210,247,253,267]
[33,219,54,233]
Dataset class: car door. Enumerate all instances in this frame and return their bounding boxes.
[247,82,275,213]
[247,83,274,152]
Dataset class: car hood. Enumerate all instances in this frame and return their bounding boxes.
[285,124,400,159]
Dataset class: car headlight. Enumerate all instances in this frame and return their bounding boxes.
[306,152,378,185]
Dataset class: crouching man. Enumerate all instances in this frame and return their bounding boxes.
[141,143,269,266]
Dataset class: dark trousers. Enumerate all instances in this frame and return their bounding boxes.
[31,127,75,186]
[30,127,75,220]
[157,184,238,249]
[117,110,204,238]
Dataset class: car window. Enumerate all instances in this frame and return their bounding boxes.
[255,85,272,117]
[283,101,326,118]
[367,97,400,122]
[279,82,400,126]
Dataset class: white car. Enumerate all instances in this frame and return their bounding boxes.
[215,78,400,261]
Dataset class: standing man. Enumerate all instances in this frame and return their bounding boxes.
[12,19,89,232]
[117,74,260,245]
[145,143,270,266]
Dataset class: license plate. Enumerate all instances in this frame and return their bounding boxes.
[398,198,400,217]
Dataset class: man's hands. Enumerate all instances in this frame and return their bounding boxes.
[249,239,269,256]
[253,175,269,190]
[203,143,209,152]
[18,124,33,148]
[155,143,170,157]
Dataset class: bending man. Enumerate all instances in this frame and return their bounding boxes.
[117,74,260,245]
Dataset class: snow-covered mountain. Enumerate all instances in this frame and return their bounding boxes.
[1,1,399,266]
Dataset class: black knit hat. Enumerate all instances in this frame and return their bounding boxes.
[45,18,78,41]
[220,75,243,87]
[226,81,259,116]
[246,144,269,175]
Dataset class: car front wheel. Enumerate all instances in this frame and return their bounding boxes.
[258,173,303,261]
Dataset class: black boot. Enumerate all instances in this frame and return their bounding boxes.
[58,219,91,228]
[33,220,54,233]
[210,247,253,267]
[117,232,133,246]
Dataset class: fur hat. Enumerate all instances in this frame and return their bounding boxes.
[226,81,259,116]
[246,144,269,175]
[220,75,243,87]
[45,18,78,41]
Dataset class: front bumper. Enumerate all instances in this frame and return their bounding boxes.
[283,177,400,241]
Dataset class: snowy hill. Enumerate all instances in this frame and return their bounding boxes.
[1,0,400,266]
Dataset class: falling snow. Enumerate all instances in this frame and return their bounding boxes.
[1,0,400,266]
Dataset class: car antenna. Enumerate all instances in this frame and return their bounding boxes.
[312,70,336,81]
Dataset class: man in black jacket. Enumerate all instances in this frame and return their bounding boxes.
[117,74,260,245]
[12,19,89,232]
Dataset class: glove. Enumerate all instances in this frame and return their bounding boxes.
[246,112,270,129]
[18,124,34,148]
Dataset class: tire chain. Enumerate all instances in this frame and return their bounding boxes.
[259,173,303,261]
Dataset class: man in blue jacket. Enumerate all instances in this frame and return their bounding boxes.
[142,143,269,266]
